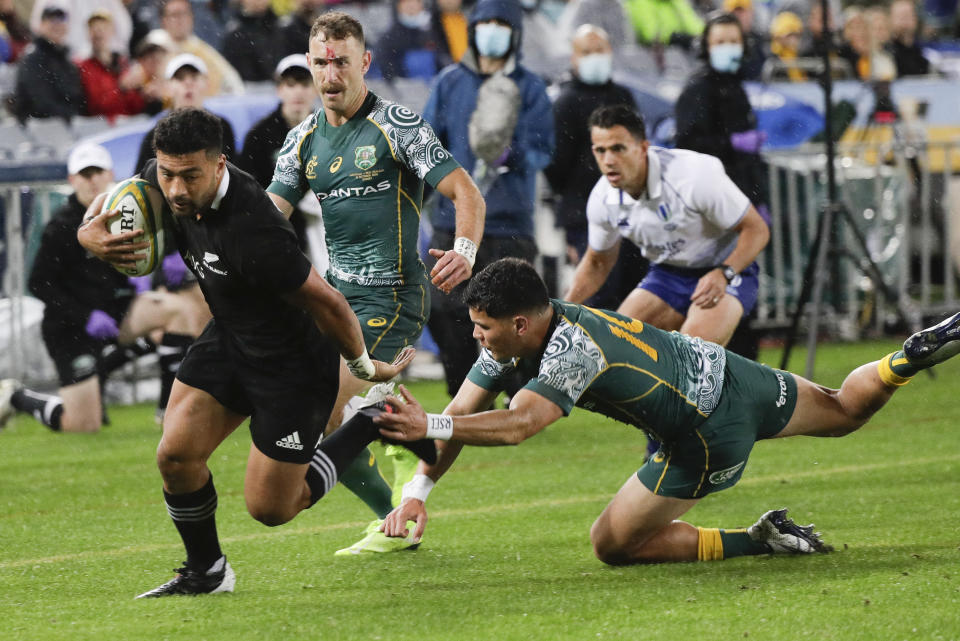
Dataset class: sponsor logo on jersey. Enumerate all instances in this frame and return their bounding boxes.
[354,145,377,170]
[367,317,387,327]
[774,371,788,407]
[202,251,227,276]
[708,461,745,485]
[329,156,342,173]
[305,155,319,179]
[657,203,671,221]
[653,452,666,463]
[315,180,392,202]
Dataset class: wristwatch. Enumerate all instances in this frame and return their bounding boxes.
[720,264,738,283]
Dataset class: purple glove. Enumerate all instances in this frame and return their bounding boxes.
[730,129,766,153]
[492,146,512,169]
[86,309,120,340]
[162,253,188,288]
[129,276,152,295]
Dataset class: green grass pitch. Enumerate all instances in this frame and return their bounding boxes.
[2,340,959,640]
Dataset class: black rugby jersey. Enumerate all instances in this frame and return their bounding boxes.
[143,159,320,361]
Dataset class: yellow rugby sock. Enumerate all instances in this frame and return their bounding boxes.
[697,527,724,561]
[877,351,915,387]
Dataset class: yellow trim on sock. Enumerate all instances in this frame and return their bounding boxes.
[697,527,724,561]
[877,353,912,387]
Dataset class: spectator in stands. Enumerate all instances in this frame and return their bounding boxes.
[145,0,244,95]
[768,10,807,81]
[430,0,469,66]
[78,11,148,119]
[125,0,153,54]
[31,0,132,58]
[624,0,703,50]
[556,0,636,52]
[519,0,567,64]
[375,0,439,82]
[237,54,315,251]
[544,24,646,311]
[675,11,769,364]
[122,36,168,115]
[220,0,286,82]
[135,53,236,171]
[0,0,32,61]
[888,0,930,76]
[422,0,554,398]
[13,5,85,122]
[0,144,200,433]
[723,0,766,80]
[279,0,326,57]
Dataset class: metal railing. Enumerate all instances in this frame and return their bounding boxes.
[758,133,960,336]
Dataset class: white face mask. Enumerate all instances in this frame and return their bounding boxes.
[709,42,743,74]
[398,10,431,30]
[474,23,512,58]
[577,53,613,85]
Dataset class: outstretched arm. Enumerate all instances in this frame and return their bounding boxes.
[380,379,565,540]
[428,168,486,294]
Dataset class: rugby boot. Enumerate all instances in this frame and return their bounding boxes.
[747,508,832,554]
[903,311,960,368]
[334,518,420,556]
[135,556,235,598]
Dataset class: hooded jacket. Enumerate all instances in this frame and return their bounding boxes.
[423,0,554,239]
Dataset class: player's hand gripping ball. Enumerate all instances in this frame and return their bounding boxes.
[103,178,166,276]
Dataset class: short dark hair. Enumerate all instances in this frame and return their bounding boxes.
[310,11,365,48]
[153,108,223,157]
[161,0,190,17]
[463,258,549,318]
[699,11,745,61]
[587,104,647,141]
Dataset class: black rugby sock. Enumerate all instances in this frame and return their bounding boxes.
[11,388,63,431]
[164,473,223,571]
[304,411,380,507]
[157,333,193,412]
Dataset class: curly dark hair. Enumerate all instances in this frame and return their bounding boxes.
[587,104,647,141]
[310,11,365,47]
[153,108,223,158]
[463,258,549,319]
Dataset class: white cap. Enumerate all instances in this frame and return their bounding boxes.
[165,53,208,80]
[275,53,310,79]
[67,143,113,174]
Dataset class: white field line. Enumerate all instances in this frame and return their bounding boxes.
[1,453,957,570]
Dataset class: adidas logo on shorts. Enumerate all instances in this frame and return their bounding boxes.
[276,431,304,450]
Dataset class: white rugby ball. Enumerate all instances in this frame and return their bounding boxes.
[104,178,166,277]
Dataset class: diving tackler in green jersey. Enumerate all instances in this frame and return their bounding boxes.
[268,92,461,289]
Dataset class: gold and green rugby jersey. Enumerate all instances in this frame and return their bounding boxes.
[466,300,727,444]
[267,91,460,287]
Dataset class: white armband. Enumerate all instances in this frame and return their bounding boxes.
[346,352,376,379]
[425,413,454,440]
[401,474,435,503]
[453,237,478,269]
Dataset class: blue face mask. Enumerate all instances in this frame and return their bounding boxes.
[709,43,743,74]
[577,53,613,85]
[474,23,512,58]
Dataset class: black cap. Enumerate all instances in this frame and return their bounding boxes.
[41,6,68,20]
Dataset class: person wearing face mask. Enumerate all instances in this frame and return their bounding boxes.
[544,24,647,311]
[375,0,441,82]
[674,12,769,365]
[422,0,555,401]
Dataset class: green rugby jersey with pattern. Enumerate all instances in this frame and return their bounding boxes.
[467,300,727,444]
[267,91,460,287]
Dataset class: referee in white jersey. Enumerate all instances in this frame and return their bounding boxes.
[564,105,769,347]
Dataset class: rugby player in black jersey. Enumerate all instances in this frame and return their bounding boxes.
[77,107,434,597]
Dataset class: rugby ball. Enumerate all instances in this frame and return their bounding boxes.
[104,178,166,277]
